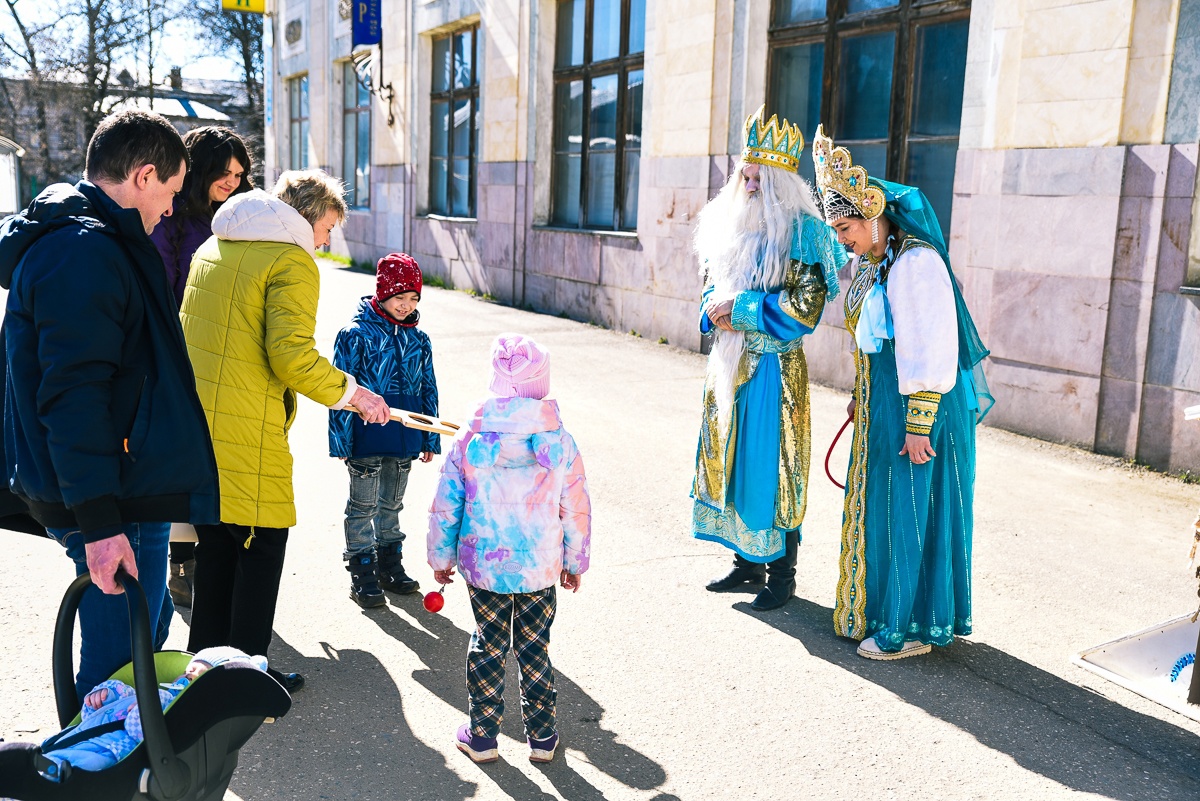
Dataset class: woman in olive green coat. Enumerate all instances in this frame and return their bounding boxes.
[180,170,389,691]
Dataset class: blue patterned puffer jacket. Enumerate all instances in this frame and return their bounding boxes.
[329,296,440,459]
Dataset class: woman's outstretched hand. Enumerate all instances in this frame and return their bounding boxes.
[349,386,391,425]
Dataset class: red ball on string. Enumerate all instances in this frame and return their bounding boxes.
[423,586,446,614]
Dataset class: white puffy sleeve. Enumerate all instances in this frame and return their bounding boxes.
[886,245,957,397]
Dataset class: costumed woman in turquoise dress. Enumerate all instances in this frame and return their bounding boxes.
[811,125,992,659]
[692,106,845,612]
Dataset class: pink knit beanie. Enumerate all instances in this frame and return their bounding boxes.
[489,333,550,399]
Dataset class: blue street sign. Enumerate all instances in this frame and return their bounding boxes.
[351,0,381,48]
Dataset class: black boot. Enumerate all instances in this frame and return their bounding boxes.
[347,553,386,608]
[706,554,766,592]
[378,541,420,594]
[168,558,195,608]
[751,530,799,611]
[267,667,306,694]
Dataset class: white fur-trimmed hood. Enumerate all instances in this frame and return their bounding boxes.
[211,189,314,252]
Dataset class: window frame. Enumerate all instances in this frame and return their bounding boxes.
[342,58,372,209]
[551,0,645,232]
[288,74,310,171]
[429,23,480,218]
[767,0,971,192]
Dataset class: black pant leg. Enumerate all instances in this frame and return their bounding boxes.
[188,523,239,652]
[227,525,289,658]
[169,541,196,562]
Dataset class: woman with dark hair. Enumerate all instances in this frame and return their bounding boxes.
[150,125,252,608]
[811,125,993,661]
[151,125,253,307]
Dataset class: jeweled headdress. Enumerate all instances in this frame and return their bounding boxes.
[742,104,804,174]
[811,124,885,222]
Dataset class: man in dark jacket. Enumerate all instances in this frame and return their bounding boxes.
[0,110,221,700]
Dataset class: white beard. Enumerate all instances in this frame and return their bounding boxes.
[694,173,808,438]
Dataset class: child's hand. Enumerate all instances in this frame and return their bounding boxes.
[84,688,109,709]
[560,571,582,593]
[434,567,456,584]
[418,451,434,463]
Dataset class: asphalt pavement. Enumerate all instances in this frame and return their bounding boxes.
[3,257,1200,801]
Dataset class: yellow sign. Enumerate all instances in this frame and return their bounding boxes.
[221,0,266,13]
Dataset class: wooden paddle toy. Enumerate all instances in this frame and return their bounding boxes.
[345,404,462,436]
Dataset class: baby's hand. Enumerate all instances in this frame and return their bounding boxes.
[433,567,455,585]
[560,571,582,593]
[84,688,109,709]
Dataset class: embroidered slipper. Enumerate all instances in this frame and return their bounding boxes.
[857,637,932,661]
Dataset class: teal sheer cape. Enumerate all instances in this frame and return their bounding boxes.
[871,178,994,421]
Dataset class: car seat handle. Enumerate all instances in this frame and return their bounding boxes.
[52,570,191,799]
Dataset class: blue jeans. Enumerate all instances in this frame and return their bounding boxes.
[343,456,411,559]
[47,523,172,702]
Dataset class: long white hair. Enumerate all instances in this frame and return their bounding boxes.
[693,162,822,435]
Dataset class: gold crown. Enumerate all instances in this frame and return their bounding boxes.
[742,104,804,173]
[811,124,885,221]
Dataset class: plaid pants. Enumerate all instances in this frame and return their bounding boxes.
[466,585,557,740]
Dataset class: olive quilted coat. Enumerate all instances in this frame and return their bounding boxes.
[180,190,356,528]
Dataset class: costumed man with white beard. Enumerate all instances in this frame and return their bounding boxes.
[692,106,846,611]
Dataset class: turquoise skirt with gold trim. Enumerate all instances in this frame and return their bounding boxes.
[837,340,976,651]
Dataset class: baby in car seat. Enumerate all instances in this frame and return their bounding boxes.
[40,646,267,781]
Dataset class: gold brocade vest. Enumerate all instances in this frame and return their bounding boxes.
[693,259,827,542]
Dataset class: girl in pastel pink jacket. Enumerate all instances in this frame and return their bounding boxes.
[428,333,591,766]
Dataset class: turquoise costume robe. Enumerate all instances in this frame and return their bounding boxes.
[692,216,845,562]
[833,180,992,652]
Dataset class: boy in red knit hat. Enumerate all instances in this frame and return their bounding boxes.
[329,253,440,607]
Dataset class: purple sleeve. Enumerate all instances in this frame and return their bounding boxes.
[148,220,185,308]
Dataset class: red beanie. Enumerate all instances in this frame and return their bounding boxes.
[376,253,422,302]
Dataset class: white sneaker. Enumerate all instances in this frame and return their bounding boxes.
[529,733,559,764]
[857,637,932,661]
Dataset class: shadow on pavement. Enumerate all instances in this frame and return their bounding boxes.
[370,593,680,801]
[224,634,479,801]
[740,597,1200,800]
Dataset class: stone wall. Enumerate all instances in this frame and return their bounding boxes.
[946,144,1200,472]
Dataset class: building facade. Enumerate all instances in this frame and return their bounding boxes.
[265,0,1200,473]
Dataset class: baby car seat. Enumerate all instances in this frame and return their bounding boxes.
[0,572,291,801]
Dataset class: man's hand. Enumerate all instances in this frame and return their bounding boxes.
[85,534,138,595]
[433,567,456,585]
[847,397,856,418]
[704,296,736,330]
[899,434,936,465]
[560,570,582,593]
[419,451,434,464]
[349,386,391,425]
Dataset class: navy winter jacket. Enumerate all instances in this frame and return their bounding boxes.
[329,297,439,459]
[0,182,220,541]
